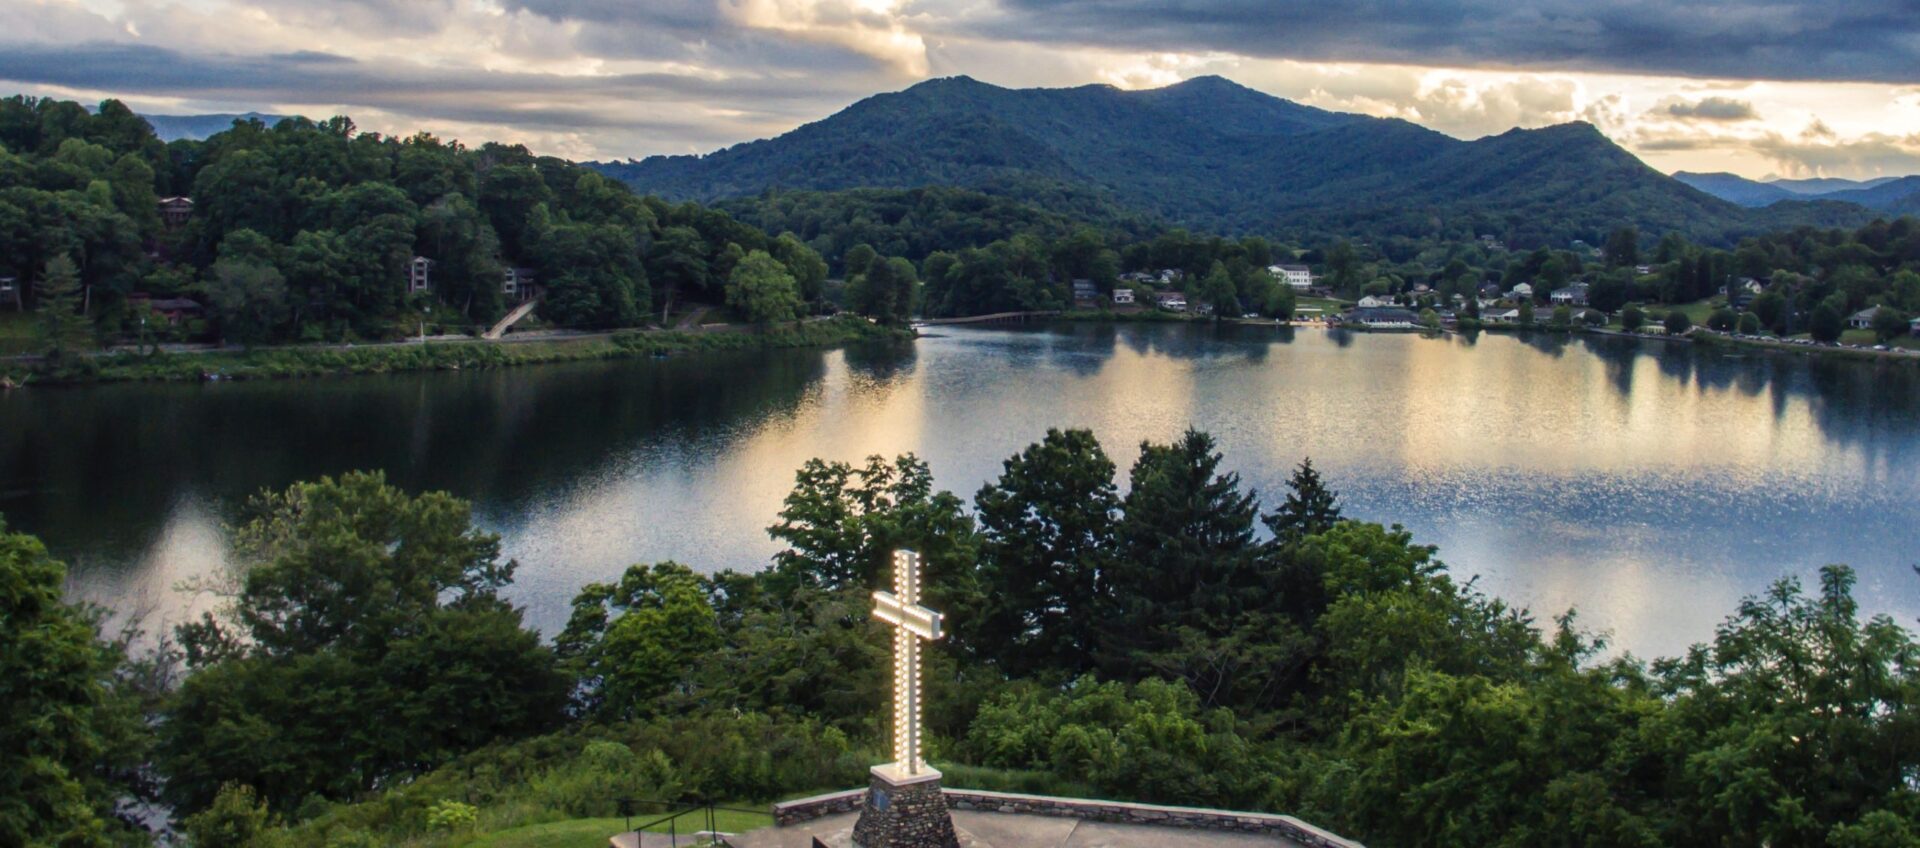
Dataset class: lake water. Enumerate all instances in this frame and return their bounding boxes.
[4,323,1917,659]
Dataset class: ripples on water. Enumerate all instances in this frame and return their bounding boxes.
[2,323,1916,659]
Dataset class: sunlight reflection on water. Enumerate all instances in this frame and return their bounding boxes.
[5,324,1916,659]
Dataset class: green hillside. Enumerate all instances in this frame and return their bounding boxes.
[590,75,1877,247]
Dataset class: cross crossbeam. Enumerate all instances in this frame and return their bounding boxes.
[872,549,945,775]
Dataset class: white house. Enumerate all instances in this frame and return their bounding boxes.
[1848,306,1883,330]
[1155,292,1187,312]
[1509,282,1534,300]
[1482,308,1522,324]
[1358,295,1393,308]
[1269,264,1314,290]
[1112,288,1135,305]
[406,256,434,294]
[1549,283,1589,306]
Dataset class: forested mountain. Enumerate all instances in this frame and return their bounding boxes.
[1671,171,1799,206]
[1820,175,1920,210]
[591,75,1874,248]
[1676,170,1920,211]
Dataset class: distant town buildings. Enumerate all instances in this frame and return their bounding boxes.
[157,197,193,228]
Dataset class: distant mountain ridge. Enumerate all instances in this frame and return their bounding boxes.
[140,112,290,141]
[590,75,1874,245]
[1674,170,1920,210]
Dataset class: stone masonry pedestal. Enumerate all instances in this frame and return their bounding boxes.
[847,765,959,848]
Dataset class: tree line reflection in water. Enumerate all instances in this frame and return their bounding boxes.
[1,323,1914,655]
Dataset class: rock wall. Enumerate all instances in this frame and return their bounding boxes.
[770,787,1363,848]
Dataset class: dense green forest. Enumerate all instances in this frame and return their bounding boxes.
[0,95,834,347]
[8,429,1916,848]
[8,93,1919,351]
[591,75,1875,248]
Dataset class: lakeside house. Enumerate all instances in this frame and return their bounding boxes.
[407,256,434,294]
[1478,283,1504,300]
[129,292,205,325]
[1482,308,1522,324]
[1550,283,1590,306]
[1358,294,1393,308]
[1154,292,1187,312]
[504,267,538,302]
[1112,288,1135,305]
[1340,306,1419,328]
[1510,282,1534,300]
[1269,264,1314,290]
[1849,306,1883,330]
[157,196,193,228]
[149,298,204,325]
[1071,279,1099,306]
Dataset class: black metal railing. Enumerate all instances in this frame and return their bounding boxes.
[615,798,771,847]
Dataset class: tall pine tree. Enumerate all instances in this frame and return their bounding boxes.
[1265,458,1342,542]
[34,255,90,361]
[1099,430,1259,677]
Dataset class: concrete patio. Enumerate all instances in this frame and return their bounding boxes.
[721,808,1306,848]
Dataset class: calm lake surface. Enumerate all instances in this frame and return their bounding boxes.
[4,323,1918,659]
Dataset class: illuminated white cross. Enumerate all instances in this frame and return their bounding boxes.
[872,549,944,775]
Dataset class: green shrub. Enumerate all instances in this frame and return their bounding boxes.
[184,784,276,848]
[425,800,478,831]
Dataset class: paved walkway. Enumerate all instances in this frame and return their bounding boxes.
[721,810,1300,848]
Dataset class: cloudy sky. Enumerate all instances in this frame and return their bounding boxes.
[4,0,1919,179]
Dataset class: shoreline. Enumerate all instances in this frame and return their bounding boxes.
[0,316,908,387]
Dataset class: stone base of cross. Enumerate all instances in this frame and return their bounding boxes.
[849,549,960,848]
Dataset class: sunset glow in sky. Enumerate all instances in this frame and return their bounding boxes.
[4,0,1918,178]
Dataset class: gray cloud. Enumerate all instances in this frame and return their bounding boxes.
[975,0,1920,83]
[1663,96,1759,121]
[0,40,868,152]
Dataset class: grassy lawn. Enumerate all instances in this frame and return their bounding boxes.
[1661,297,1723,324]
[1294,295,1349,314]
[1839,329,1877,346]
[0,310,33,355]
[464,818,630,848]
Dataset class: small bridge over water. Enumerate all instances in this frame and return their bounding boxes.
[915,311,1060,327]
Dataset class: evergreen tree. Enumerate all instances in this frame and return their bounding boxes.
[1266,458,1342,542]
[33,255,90,360]
[1100,430,1259,676]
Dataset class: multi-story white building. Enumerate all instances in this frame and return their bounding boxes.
[1269,264,1314,290]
